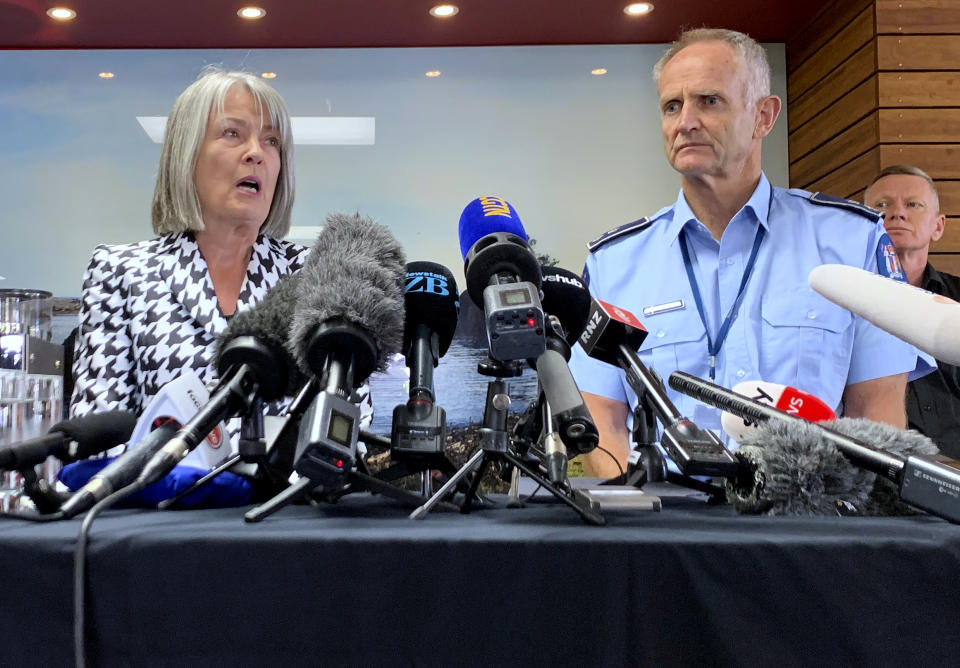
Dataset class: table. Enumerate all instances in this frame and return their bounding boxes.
[1,489,957,667]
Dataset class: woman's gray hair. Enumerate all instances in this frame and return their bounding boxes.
[151,67,295,237]
[653,28,771,108]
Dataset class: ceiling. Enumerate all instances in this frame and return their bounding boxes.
[2,0,832,50]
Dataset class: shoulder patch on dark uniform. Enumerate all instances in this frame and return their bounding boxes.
[804,192,881,222]
[587,217,653,253]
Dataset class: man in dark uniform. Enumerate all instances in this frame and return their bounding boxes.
[865,165,960,457]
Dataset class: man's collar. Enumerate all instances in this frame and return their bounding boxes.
[666,173,772,243]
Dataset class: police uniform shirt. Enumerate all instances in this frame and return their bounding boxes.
[569,173,929,438]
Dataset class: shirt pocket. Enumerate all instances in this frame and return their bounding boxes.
[639,306,706,382]
[760,287,853,394]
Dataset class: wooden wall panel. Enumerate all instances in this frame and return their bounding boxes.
[878,109,960,142]
[878,35,960,70]
[790,113,876,187]
[938,181,960,216]
[934,218,960,253]
[789,1,960,201]
[880,145,960,179]
[876,0,960,34]
[789,76,876,157]
[789,0,873,71]
[806,147,880,198]
[930,252,960,276]
[879,72,960,107]
[789,42,876,131]
[788,8,874,102]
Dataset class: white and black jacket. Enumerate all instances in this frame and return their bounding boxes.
[70,231,373,428]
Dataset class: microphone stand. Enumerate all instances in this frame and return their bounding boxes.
[410,357,605,525]
[158,381,323,510]
[613,379,726,502]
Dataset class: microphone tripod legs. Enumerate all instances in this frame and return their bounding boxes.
[420,470,433,498]
[410,448,485,520]
[157,454,242,510]
[506,467,522,508]
[244,476,317,523]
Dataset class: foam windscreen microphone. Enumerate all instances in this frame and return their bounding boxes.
[136,274,304,487]
[721,380,836,443]
[457,196,544,361]
[458,195,528,260]
[729,417,939,517]
[216,273,307,398]
[391,261,459,457]
[457,195,540,305]
[286,213,406,488]
[540,265,591,346]
[0,411,136,472]
[809,263,960,364]
[288,212,406,388]
[532,265,598,464]
[669,371,960,523]
[403,261,460,360]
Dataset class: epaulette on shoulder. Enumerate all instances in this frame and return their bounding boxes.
[789,190,881,222]
[587,217,653,253]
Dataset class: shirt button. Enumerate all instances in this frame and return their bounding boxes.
[807,310,817,319]
[736,369,746,378]
[924,405,933,411]
[726,257,735,265]
[656,330,665,338]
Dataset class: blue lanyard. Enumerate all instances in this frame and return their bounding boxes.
[679,223,766,380]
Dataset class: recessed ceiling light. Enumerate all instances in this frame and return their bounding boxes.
[429,5,459,18]
[261,72,277,79]
[623,3,654,15]
[425,70,442,78]
[237,6,267,19]
[591,68,608,76]
[46,7,77,20]
[98,72,115,79]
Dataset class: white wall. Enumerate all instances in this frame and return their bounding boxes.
[0,44,787,297]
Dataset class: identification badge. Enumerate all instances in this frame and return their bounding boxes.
[642,299,685,317]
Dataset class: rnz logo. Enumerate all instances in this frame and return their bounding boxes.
[406,272,450,296]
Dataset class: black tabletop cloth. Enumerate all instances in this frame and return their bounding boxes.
[1,491,958,667]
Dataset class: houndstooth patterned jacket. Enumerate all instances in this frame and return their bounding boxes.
[70,231,373,432]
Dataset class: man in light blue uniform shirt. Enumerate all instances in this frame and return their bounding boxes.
[568,28,928,478]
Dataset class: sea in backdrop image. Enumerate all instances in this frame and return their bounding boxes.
[366,291,539,437]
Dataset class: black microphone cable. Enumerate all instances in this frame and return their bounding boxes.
[73,478,150,668]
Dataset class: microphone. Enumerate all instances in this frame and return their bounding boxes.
[59,423,179,518]
[540,266,591,346]
[391,261,459,458]
[287,213,406,490]
[0,411,136,472]
[578,299,739,477]
[727,417,939,517]
[127,370,229,470]
[809,263,960,364]
[668,371,960,523]
[458,196,545,362]
[534,266,598,479]
[58,372,216,518]
[136,274,302,487]
[720,380,836,443]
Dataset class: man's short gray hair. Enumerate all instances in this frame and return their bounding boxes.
[151,67,295,238]
[653,28,771,108]
[867,164,941,212]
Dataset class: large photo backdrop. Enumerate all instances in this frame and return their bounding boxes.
[0,44,787,431]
